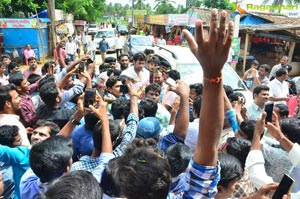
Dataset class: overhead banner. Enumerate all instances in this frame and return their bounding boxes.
[0,18,47,28]
[168,14,198,26]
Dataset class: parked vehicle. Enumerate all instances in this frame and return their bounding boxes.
[116,24,128,35]
[94,28,118,52]
[87,24,98,35]
[154,45,253,106]
[124,35,153,58]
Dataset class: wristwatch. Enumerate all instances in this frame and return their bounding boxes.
[70,118,81,125]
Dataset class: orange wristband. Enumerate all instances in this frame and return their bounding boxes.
[203,76,222,84]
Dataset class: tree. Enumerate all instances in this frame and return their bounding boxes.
[203,0,232,10]
[155,3,178,14]
[154,0,176,10]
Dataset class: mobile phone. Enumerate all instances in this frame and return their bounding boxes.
[84,88,96,109]
[165,78,177,88]
[272,174,294,199]
[120,85,129,94]
[86,58,93,65]
[265,104,274,123]
[78,61,86,73]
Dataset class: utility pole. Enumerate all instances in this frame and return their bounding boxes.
[48,0,56,56]
[132,0,135,27]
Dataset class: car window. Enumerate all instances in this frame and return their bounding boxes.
[96,30,115,38]
[89,24,97,28]
[131,37,152,46]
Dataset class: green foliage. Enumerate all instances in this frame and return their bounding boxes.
[203,0,232,10]
[155,3,178,14]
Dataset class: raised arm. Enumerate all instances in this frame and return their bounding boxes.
[184,9,233,166]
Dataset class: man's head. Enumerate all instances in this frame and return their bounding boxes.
[144,49,155,63]
[0,84,21,114]
[41,170,102,199]
[111,98,128,119]
[137,117,162,139]
[31,120,60,145]
[251,60,259,69]
[28,57,37,68]
[26,44,31,50]
[275,68,288,82]
[39,82,61,109]
[84,112,99,131]
[274,104,289,120]
[168,70,180,81]
[147,56,160,73]
[189,83,203,100]
[153,70,164,85]
[280,118,300,144]
[118,53,129,70]
[68,36,72,42]
[1,54,11,66]
[8,72,30,94]
[283,64,293,74]
[226,137,251,168]
[253,85,269,106]
[7,62,20,75]
[192,95,202,119]
[102,35,106,40]
[30,136,73,183]
[280,56,289,66]
[106,76,122,98]
[133,52,146,72]
[0,125,22,147]
[236,120,256,141]
[166,143,192,178]
[139,98,158,118]
[42,61,57,75]
[145,83,161,103]
[216,152,243,199]
[258,64,270,78]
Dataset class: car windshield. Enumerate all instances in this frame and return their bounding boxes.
[96,31,115,38]
[176,63,247,90]
[89,24,97,28]
[118,25,127,30]
[131,37,152,46]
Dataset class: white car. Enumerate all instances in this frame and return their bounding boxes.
[87,24,98,35]
[94,28,118,52]
[154,45,253,106]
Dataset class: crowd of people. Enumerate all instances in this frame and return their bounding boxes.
[0,9,299,199]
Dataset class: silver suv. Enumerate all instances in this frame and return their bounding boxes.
[154,45,253,106]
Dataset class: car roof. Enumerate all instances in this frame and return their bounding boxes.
[129,35,149,38]
[97,28,116,31]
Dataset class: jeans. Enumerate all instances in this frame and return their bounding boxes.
[68,54,75,61]
[0,164,14,199]
[90,50,96,61]
[116,49,122,59]
[83,44,88,54]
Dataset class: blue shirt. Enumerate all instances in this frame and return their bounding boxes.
[70,155,101,172]
[99,40,109,52]
[71,125,94,162]
[0,145,30,199]
[20,168,44,199]
[157,133,184,152]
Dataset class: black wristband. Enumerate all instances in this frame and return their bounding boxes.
[70,118,81,125]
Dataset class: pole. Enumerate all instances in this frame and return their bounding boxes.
[242,33,249,75]
[132,0,134,27]
[232,14,240,70]
[48,0,56,56]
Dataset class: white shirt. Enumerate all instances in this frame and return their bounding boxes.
[0,114,30,146]
[184,118,200,153]
[115,37,123,49]
[88,39,97,51]
[157,38,166,45]
[269,64,282,80]
[65,41,77,54]
[268,78,289,105]
[121,66,150,86]
[82,34,88,45]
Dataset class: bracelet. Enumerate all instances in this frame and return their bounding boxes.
[70,118,81,125]
[203,75,222,84]
[130,95,138,98]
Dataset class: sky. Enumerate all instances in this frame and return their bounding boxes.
[105,0,187,8]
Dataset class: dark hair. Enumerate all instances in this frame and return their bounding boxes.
[145,83,161,94]
[251,60,259,66]
[148,56,160,65]
[275,104,289,118]
[133,52,146,62]
[193,96,202,117]
[0,84,16,111]
[168,70,180,81]
[0,125,19,147]
[7,62,19,73]
[223,85,234,98]
[283,64,293,73]
[280,118,300,143]
[38,75,56,91]
[84,113,99,131]
[253,85,270,96]
[276,68,287,77]
[118,53,129,61]
[139,98,158,117]
[160,60,171,69]
[102,139,171,199]
[106,76,120,89]
[34,120,60,137]
[30,136,73,183]
[40,170,102,199]
[28,57,37,63]
[144,49,155,56]
[239,120,256,141]
[42,61,56,74]
[226,137,251,168]
[27,74,42,84]
[1,54,11,61]
[228,92,246,104]
[111,99,128,119]
[259,64,271,73]
[64,58,72,66]
[190,83,203,96]
[8,72,24,87]
[93,120,120,151]
[39,82,59,108]
[218,152,243,188]
[166,143,192,177]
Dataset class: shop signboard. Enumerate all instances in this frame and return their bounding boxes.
[0,18,47,29]
[168,14,198,26]
[146,15,168,25]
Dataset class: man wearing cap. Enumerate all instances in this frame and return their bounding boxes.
[99,36,109,63]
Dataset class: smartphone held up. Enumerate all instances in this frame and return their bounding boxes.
[84,88,96,111]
